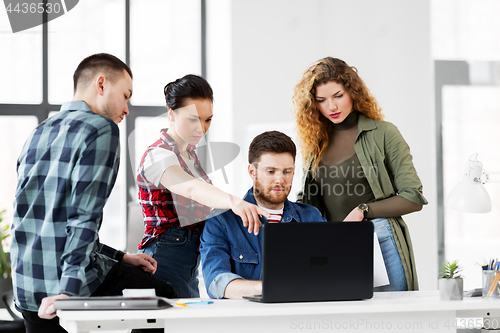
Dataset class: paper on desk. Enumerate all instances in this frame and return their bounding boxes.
[374,232,390,287]
[123,289,156,297]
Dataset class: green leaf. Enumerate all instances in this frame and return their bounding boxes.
[439,260,463,279]
[0,210,10,278]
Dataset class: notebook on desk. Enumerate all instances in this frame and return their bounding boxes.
[243,221,374,303]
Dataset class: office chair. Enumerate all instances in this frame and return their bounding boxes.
[0,291,25,332]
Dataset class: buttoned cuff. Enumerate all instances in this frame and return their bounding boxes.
[208,272,243,299]
[116,250,125,262]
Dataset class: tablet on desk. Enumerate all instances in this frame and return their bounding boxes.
[54,296,172,311]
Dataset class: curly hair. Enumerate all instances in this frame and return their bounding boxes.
[292,57,383,175]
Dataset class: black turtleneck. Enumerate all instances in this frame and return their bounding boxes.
[321,111,359,166]
[331,110,359,131]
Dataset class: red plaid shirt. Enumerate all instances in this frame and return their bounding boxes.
[137,129,212,249]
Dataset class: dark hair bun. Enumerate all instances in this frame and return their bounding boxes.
[163,74,213,110]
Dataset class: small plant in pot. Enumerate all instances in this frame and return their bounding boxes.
[439,260,463,300]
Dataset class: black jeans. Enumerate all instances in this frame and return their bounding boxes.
[21,262,177,333]
[21,311,67,333]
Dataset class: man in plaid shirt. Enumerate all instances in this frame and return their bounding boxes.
[11,53,176,333]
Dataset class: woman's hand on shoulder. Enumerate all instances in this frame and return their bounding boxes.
[230,197,270,235]
[343,207,364,222]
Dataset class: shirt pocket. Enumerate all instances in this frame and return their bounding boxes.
[230,246,259,278]
[157,229,188,246]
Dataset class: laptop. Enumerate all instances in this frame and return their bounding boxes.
[244,221,374,303]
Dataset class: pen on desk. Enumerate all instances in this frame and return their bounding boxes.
[184,301,214,305]
[487,263,500,296]
[175,302,188,307]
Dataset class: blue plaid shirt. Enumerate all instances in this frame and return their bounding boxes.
[11,101,123,312]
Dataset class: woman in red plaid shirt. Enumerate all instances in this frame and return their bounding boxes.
[136,75,268,298]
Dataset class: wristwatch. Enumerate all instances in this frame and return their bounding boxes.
[357,203,369,220]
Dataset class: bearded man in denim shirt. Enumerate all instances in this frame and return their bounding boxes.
[200,131,326,299]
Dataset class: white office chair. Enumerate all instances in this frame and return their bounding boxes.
[0,291,25,332]
[126,202,146,254]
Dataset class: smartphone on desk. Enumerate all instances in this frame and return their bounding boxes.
[464,288,482,297]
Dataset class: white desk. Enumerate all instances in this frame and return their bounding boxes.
[58,291,500,333]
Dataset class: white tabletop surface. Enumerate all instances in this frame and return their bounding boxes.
[57,290,500,321]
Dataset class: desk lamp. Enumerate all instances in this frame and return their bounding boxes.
[445,153,500,213]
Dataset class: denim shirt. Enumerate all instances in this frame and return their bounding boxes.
[200,187,326,299]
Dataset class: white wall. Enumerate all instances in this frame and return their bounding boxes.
[207,0,437,290]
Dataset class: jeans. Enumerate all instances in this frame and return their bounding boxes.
[138,226,201,298]
[20,262,177,333]
[372,218,408,292]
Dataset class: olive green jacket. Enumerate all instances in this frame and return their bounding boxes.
[297,114,428,291]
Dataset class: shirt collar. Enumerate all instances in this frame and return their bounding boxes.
[356,113,377,138]
[60,101,92,112]
[243,187,300,223]
[357,113,377,131]
[159,129,196,156]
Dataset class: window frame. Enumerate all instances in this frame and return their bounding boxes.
[0,0,206,250]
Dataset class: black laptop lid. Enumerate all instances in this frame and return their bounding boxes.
[260,221,374,303]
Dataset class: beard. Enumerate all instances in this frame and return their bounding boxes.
[253,177,291,209]
[100,99,121,123]
[100,104,115,122]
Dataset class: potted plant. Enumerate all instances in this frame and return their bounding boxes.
[439,260,463,300]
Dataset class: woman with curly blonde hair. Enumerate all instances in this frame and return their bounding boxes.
[293,57,427,291]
